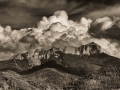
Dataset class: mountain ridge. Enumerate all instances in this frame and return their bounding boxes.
[10,42,102,68]
[0,43,120,89]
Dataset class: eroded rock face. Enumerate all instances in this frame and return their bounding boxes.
[11,47,65,67]
[47,47,65,62]
[27,48,47,67]
[64,42,101,56]
[10,52,28,65]
[76,42,101,57]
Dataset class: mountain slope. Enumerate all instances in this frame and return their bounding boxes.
[1,55,120,90]
[0,67,80,90]
[0,52,120,90]
[0,42,120,90]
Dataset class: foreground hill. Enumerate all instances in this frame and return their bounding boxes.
[0,66,80,90]
[0,52,120,89]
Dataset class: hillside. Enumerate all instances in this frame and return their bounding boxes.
[0,42,120,90]
[0,58,86,90]
[0,52,120,89]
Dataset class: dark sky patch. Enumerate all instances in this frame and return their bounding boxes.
[0,0,120,28]
[20,35,38,44]
[89,21,120,41]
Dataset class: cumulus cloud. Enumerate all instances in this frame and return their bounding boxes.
[1,10,120,60]
[31,11,92,49]
[0,26,32,60]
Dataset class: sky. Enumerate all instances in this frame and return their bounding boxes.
[0,0,120,60]
[0,0,120,28]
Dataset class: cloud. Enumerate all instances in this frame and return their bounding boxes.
[0,0,67,28]
[0,10,120,60]
[32,11,92,48]
[85,5,120,19]
[0,10,93,60]
[0,25,32,60]
[20,35,38,44]
[89,16,120,40]
[88,16,120,58]
[28,11,120,58]
[1,0,120,28]
[67,1,120,21]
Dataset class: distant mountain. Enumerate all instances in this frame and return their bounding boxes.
[1,42,119,74]
[0,42,120,90]
[9,42,101,68]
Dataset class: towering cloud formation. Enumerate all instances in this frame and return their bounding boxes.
[0,10,120,60]
[32,11,92,49]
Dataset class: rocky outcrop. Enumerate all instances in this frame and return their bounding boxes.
[11,46,65,67]
[29,47,65,67]
[76,42,101,57]
[64,42,101,57]
[48,47,65,60]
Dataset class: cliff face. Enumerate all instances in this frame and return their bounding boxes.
[11,47,65,67]
[76,42,101,56]
[64,42,101,56]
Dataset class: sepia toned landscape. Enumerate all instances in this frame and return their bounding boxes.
[0,0,120,90]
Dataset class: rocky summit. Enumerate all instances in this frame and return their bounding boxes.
[77,42,101,56]
[10,42,101,68]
